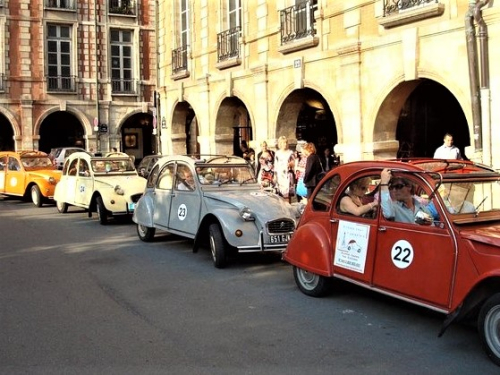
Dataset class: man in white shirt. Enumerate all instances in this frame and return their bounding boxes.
[434,133,462,159]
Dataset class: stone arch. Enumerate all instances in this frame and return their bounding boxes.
[34,106,92,137]
[0,106,21,137]
[274,85,338,155]
[372,77,470,159]
[170,100,198,155]
[213,94,253,156]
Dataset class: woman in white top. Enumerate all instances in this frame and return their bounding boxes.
[274,136,296,201]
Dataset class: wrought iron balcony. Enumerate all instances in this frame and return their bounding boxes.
[47,76,76,93]
[45,0,76,10]
[383,0,439,17]
[279,0,316,45]
[217,27,241,63]
[172,47,188,74]
[109,0,136,16]
[112,79,136,94]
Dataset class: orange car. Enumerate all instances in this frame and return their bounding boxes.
[0,151,62,207]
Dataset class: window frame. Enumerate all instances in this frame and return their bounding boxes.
[110,28,135,94]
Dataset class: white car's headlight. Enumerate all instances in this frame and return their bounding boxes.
[114,185,125,195]
[239,207,255,221]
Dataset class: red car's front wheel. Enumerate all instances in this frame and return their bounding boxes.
[293,266,332,297]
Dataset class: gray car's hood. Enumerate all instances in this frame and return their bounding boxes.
[203,189,296,220]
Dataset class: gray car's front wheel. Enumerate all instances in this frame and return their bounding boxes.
[209,223,227,269]
[478,293,500,366]
[137,224,156,242]
[293,266,332,297]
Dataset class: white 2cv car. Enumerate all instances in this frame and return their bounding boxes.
[54,152,146,224]
[132,155,300,268]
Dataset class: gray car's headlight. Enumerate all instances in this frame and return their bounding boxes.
[114,185,125,195]
[239,207,255,221]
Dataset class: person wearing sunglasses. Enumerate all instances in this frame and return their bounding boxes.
[379,168,433,224]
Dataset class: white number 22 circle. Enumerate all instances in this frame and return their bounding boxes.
[391,240,414,269]
[177,204,187,221]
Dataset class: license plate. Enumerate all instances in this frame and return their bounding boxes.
[128,202,136,211]
[269,234,291,244]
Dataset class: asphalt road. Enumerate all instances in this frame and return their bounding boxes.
[0,197,499,375]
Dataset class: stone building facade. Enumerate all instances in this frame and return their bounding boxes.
[157,0,500,168]
[0,0,157,161]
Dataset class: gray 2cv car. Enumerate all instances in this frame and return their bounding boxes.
[132,155,300,268]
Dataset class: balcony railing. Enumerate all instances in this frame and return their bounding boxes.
[280,0,316,45]
[47,76,76,92]
[172,46,189,74]
[217,27,241,63]
[383,0,439,17]
[45,0,76,10]
[109,0,136,16]
[112,79,136,94]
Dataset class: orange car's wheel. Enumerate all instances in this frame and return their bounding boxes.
[293,266,332,297]
[31,185,43,207]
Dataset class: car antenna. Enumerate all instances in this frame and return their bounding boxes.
[474,196,488,217]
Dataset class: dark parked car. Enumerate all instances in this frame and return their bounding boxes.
[49,147,87,169]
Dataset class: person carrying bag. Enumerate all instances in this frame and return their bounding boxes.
[302,143,323,199]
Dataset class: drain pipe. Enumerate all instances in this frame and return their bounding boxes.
[465,0,482,151]
[474,0,491,166]
[474,0,490,89]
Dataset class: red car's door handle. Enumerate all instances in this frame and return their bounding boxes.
[378,226,387,232]
[330,219,339,224]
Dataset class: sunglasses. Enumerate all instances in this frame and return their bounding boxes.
[389,183,408,190]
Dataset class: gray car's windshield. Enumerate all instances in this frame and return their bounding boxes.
[196,165,256,185]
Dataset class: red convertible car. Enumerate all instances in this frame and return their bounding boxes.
[283,159,500,365]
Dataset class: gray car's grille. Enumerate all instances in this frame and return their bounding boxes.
[267,219,295,234]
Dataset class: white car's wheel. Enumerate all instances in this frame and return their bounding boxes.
[293,266,332,297]
[56,200,68,213]
[96,196,109,225]
[478,293,500,366]
[209,223,227,269]
[137,224,155,242]
[31,185,43,207]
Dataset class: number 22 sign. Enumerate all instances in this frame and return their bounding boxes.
[391,240,414,269]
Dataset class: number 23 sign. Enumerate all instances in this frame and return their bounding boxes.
[391,240,414,269]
